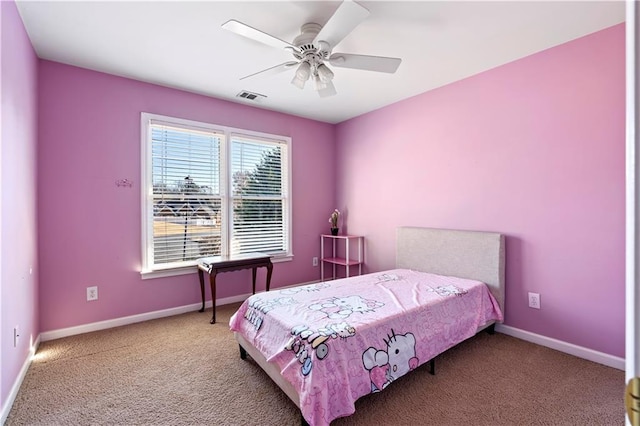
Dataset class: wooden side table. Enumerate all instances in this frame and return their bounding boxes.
[197,252,273,324]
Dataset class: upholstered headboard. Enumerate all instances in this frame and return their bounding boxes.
[396,226,505,316]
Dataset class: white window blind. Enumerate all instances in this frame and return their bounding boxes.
[230,134,288,255]
[141,113,291,276]
[148,121,223,268]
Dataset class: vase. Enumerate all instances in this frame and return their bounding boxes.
[330,227,339,236]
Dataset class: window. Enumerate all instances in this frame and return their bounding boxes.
[141,113,291,277]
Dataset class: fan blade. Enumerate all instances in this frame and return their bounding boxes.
[240,61,299,80]
[222,20,297,51]
[317,80,337,98]
[329,53,402,73]
[312,0,369,49]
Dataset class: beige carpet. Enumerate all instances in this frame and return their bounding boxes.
[7,302,625,425]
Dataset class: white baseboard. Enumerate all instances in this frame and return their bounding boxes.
[40,279,320,342]
[496,324,624,371]
[1,335,40,425]
[40,295,240,342]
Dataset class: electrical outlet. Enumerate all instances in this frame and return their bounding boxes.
[87,286,98,301]
[528,292,540,309]
[312,257,318,267]
[14,326,19,347]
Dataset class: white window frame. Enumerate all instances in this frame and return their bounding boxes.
[140,112,292,279]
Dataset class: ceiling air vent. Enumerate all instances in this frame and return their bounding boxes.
[236,90,266,102]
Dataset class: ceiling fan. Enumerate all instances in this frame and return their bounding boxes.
[221,0,402,97]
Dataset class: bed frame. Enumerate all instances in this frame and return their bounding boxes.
[234,226,505,417]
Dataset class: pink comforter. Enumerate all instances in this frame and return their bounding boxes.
[229,269,503,425]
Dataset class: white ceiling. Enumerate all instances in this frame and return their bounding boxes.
[16,1,625,124]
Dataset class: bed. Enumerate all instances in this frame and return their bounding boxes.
[229,226,505,425]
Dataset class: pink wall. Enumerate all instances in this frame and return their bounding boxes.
[1,0,39,410]
[335,24,625,357]
[37,61,335,332]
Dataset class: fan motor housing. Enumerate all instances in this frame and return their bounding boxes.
[293,23,330,59]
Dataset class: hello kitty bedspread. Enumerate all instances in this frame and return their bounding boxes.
[229,268,503,426]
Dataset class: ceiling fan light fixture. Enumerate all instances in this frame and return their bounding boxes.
[316,63,334,83]
[291,61,311,89]
[313,74,327,91]
[316,78,337,98]
[291,75,307,89]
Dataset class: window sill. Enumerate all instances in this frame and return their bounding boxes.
[140,265,196,280]
[140,254,293,280]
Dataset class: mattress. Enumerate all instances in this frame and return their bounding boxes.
[229,268,503,426]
